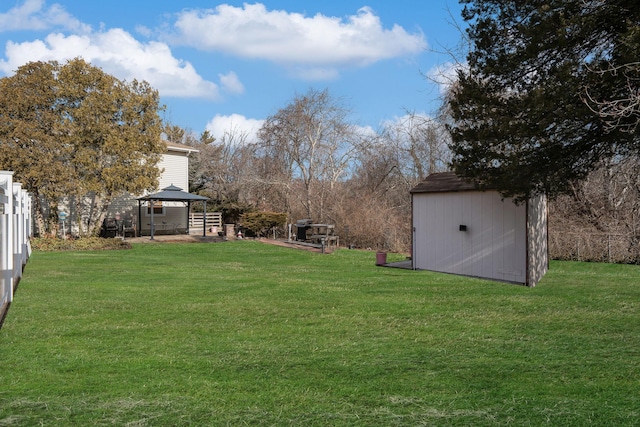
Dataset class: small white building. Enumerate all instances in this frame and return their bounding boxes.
[410,172,548,286]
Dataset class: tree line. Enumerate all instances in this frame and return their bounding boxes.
[0,59,449,251]
[167,88,450,251]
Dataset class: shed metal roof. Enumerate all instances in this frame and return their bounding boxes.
[410,171,482,194]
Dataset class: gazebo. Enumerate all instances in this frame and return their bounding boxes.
[137,184,209,240]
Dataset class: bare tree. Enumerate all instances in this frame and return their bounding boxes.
[550,155,640,262]
[381,112,451,181]
[583,62,640,134]
[256,88,360,221]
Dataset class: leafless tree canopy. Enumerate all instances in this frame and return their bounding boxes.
[179,89,451,252]
[549,156,640,263]
[583,62,640,134]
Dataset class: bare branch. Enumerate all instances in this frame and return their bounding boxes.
[582,62,640,133]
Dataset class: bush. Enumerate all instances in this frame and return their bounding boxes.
[31,236,132,252]
[239,212,287,238]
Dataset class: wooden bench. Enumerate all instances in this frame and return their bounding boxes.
[306,224,338,246]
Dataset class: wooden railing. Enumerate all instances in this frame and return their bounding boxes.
[188,212,223,234]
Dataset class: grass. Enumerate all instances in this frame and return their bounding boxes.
[1,240,638,426]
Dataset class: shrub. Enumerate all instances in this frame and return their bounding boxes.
[31,236,132,252]
[239,212,287,238]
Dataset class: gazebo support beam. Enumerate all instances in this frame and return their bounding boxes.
[137,200,142,238]
[203,201,207,237]
[186,201,191,235]
[150,198,155,240]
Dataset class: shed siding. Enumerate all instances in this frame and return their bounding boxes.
[413,190,527,283]
[527,194,548,286]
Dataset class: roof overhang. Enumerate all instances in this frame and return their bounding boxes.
[165,141,199,154]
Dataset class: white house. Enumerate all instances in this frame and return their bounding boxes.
[157,142,198,190]
[56,141,213,237]
[104,141,200,236]
[410,172,548,286]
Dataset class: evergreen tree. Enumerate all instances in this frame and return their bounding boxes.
[448,0,640,200]
[0,59,165,235]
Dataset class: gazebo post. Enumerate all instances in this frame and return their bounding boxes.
[203,201,207,237]
[137,201,142,238]
[186,201,191,235]
[150,198,155,240]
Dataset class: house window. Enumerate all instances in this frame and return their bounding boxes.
[147,201,164,215]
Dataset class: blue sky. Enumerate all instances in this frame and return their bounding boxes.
[0,0,467,140]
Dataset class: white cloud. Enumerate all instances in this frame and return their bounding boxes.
[205,114,265,145]
[355,124,377,139]
[0,0,90,33]
[171,4,427,79]
[219,71,244,95]
[135,24,153,38]
[0,28,225,99]
[0,1,242,100]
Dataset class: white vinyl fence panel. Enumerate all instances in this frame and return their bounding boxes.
[0,171,32,328]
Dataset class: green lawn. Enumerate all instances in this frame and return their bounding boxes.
[1,241,638,426]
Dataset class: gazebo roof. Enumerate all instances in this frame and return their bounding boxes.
[138,184,209,202]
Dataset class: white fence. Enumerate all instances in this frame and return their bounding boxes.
[188,212,222,234]
[0,171,32,328]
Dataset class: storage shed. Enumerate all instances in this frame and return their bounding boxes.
[410,172,548,286]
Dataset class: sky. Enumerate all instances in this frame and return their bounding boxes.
[0,0,467,141]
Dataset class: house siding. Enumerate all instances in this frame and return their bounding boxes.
[58,141,198,236]
[135,149,192,235]
[158,151,189,191]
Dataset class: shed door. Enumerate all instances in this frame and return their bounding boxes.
[413,191,527,283]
